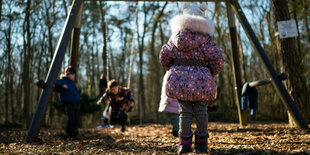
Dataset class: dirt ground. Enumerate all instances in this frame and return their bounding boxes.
[1,122,310,154]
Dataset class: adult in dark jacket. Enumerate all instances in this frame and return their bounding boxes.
[97,80,135,132]
[55,66,81,139]
[99,74,107,96]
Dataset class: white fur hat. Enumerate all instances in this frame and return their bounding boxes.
[182,3,207,17]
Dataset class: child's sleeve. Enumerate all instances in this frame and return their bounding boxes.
[55,79,64,92]
[159,43,173,70]
[206,38,224,77]
[125,89,135,102]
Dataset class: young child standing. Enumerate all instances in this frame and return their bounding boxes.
[158,71,179,137]
[160,4,224,154]
[55,66,81,140]
[97,80,135,132]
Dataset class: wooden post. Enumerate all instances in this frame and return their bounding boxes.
[70,1,84,71]
[226,2,247,126]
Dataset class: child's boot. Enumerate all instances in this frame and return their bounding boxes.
[194,130,209,153]
[121,124,126,132]
[177,132,192,154]
[172,130,178,137]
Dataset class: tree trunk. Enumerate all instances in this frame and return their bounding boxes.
[159,22,165,48]
[99,1,108,77]
[128,4,139,90]
[291,1,302,55]
[8,14,14,123]
[150,2,167,123]
[23,0,31,128]
[91,28,96,94]
[120,29,127,86]
[135,2,146,124]
[109,39,116,80]
[62,0,68,18]
[266,7,279,71]
[5,80,9,123]
[36,33,46,102]
[302,0,310,44]
[0,0,2,24]
[4,9,13,123]
[17,55,23,123]
[5,55,9,123]
[271,0,310,124]
[236,21,247,82]
[83,32,92,95]
[44,0,55,61]
[42,0,57,127]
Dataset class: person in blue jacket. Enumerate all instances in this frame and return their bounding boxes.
[55,66,81,139]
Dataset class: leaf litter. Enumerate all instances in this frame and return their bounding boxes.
[0,122,309,154]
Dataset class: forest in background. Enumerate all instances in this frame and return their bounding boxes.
[0,0,309,129]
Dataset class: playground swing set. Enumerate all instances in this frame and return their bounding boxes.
[25,0,309,142]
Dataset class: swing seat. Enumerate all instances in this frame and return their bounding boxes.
[95,124,114,129]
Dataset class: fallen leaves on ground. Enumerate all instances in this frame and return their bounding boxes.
[1,122,310,154]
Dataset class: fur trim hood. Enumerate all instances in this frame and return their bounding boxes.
[169,14,215,36]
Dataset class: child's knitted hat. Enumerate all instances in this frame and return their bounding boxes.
[64,66,76,75]
[182,3,207,17]
[108,79,118,89]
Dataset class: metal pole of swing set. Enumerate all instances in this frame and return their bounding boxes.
[25,0,84,142]
[228,0,308,129]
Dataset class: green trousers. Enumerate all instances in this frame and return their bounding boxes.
[168,113,179,132]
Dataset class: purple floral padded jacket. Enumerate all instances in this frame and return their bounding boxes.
[160,14,224,101]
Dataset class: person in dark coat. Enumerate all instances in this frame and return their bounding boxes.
[99,74,107,96]
[55,66,81,139]
[97,79,135,132]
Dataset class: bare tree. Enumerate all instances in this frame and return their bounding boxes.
[62,0,68,18]
[271,0,310,124]
[22,0,32,128]
[99,1,108,77]
[3,3,13,123]
[149,2,167,122]
[302,0,310,44]
[43,0,57,62]
[136,2,155,123]
[0,0,2,24]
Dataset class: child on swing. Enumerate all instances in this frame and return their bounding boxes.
[97,80,135,132]
[160,3,224,154]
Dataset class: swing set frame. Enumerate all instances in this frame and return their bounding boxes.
[25,0,308,142]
